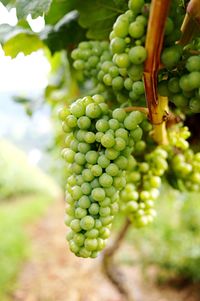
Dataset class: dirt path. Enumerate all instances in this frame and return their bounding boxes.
[12,200,200,301]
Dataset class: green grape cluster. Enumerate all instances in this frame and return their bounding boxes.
[158,52,200,113]
[105,0,149,104]
[120,146,168,227]
[71,41,111,81]
[167,125,200,191]
[59,94,145,257]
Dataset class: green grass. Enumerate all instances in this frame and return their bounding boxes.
[0,139,60,199]
[0,194,55,301]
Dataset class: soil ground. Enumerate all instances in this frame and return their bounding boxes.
[11,200,200,301]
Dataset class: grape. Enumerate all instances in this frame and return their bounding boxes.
[112,76,124,90]
[111,37,126,54]
[113,17,129,38]
[189,98,200,113]
[129,21,145,39]
[128,0,144,14]
[86,103,102,119]
[99,173,113,187]
[186,56,200,72]
[115,53,130,68]
[161,45,182,69]
[101,133,115,148]
[129,46,147,64]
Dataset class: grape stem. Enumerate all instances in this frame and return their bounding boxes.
[124,106,148,115]
[143,0,171,145]
[102,218,135,301]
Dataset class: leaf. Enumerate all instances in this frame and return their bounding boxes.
[41,10,86,53]
[0,24,44,57]
[16,0,52,19]
[0,0,15,5]
[45,0,78,25]
[13,95,31,104]
[76,0,127,39]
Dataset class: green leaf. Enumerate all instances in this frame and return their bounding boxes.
[76,0,127,39]
[16,0,52,19]
[0,24,44,57]
[0,0,15,5]
[41,10,86,53]
[45,0,78,25]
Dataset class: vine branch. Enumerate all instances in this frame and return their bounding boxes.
[102,219,134,301]
[143,0,171,145]
[180,0,200,45]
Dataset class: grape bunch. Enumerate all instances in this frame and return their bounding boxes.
[59,94,145,257]
[167,125,200,191]
[71,41,111,79]
[103,0,149,104]
[120,146,168,227]
[158,52,200,113]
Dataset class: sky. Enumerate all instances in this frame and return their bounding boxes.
[0,4,53,167]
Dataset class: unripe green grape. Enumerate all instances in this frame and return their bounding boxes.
[78,142,91,154]
[89,203,100,215]
[99,173,113,188]
[112,76,124,91]
[132,81,145,95]
[101,197,111,207]
[89,179,100,189]
[84,131,96,144]
[186,55,200,72]
[79,248,91,258]
[105,186,117,197]
[109,119,120,130]
[105,148,120,160]
[161,45,182,69]
[73,233,85,246]
[80,216,95,231]
[115,53,130,68]
[129,21,145,39]
[82,169,94,182]
[92,187,106,202]
[112,108,126,122]
[109,66,119,77]
[168,77,181,93]
[110,37,126,54]
[127,64,143,81]
[189,98,200,113]
[86,103,102,119]
[77,116,91,129]
[101,133,115,148]
[171,94,188,107]
[66,115,77,128]
[98,155,110,168]
[78,195,91,209]
[113,18,129,38]
[128,0,144,13]
[96,119,109,132]
[103,74,112,86]
[70,102,85,118]
[91,164,103,177]
[165,17,174,35]
[129,46,147,64]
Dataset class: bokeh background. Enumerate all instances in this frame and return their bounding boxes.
[0,3,200,301]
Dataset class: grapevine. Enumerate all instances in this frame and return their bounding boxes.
[58,0,200,261]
